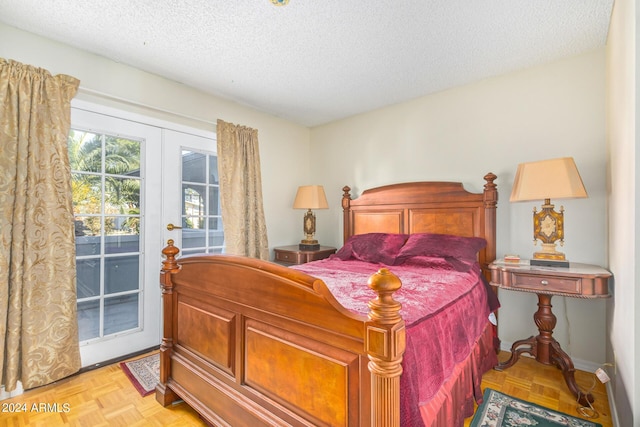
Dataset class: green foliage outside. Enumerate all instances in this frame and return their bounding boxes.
[68,130,141,236]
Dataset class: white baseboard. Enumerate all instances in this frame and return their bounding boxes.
[604,369,620,427]
[0,381,24,401]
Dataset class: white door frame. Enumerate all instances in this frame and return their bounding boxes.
[71,100,215,367]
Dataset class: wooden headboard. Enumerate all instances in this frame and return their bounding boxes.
[342,173,498,279]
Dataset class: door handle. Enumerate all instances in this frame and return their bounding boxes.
[166,223,183,231]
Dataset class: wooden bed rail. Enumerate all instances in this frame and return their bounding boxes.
[157,240,407,426]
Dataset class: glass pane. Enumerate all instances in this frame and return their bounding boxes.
[76,258,100,298]
[104,294,139,335]
[183,217,205,248]
[182,216,203,229]
[104,177,140,214]
[208,186,220,215]
[209,156,219,184]
[77,300,100,341]
[68,130,102,173]
[209,217,224,247]
[183,185,205,216]
[104,136,141,176]
[72,174,102,214]
[105,256,139,294]
[74,216,101,256]
[69,126,145,347]
[105,216,140,254]
[182,151,206,183]
[182,249,206,256]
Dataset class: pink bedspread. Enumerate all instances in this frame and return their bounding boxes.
[293,257,494,426]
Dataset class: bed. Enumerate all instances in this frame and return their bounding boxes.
[155,173,499,427]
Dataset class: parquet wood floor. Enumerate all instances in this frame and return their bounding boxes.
[464,351,613,427]
[1,351,612,426]
[0,352,207,427]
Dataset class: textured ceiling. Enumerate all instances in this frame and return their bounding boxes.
[0,1,613,127]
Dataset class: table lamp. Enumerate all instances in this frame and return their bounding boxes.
[510,157,587,267]
[293,185,329,250]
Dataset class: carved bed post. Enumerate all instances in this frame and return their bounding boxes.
[482,173,501,353]
[482,173,498,280]
[342,186,352,244]
[156,239,181,406]
[366,268,406,427]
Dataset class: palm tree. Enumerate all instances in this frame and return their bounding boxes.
[68,130,142,234]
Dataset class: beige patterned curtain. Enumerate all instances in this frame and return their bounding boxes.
[0,59,81,391]
[217,119,269,260]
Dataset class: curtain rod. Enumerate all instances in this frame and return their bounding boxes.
[77,86,217,127]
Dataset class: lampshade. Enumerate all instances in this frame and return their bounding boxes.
[510,157,587,202]
[293,185,329,210]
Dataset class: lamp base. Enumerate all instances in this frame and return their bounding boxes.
[299,239,320,251]
[299,243,320,251]
[530,258,570,268]
[531,243,567,267]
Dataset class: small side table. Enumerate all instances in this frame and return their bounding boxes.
[489,259,611,406]
[274,245,336,265]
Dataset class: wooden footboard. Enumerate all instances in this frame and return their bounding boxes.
[156,240,406,427]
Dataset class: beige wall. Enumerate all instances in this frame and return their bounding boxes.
[606,0,638,424]
[2,18,624,385]
[310,50,609,368]
[0,22,311,252]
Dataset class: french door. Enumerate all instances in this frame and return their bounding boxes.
[161,130,222,255]
[70,107,163,366]
[69,104,218,367]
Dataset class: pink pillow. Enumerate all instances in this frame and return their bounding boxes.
[394,233,486,264]
[333,233,409,265]
[398,255,473,272]
[396,256,456,270]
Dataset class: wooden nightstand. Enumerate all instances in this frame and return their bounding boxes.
[489,259,611,405]
[273,245,336,265]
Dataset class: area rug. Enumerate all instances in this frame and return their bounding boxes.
[119,353,160,397]
[470,388,602,427]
